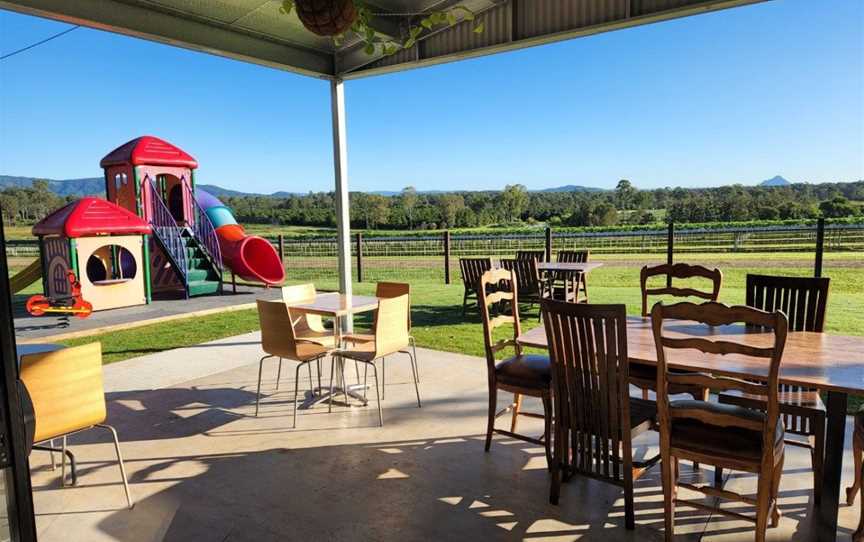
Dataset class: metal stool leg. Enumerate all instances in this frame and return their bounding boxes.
[255,355,272,417]
[97,424,133,509]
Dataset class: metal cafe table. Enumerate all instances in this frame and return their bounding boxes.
[518,316,864,542]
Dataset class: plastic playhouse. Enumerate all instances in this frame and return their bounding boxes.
[16,135,284,314]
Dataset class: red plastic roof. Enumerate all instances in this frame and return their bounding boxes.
[33,197,152,238]
[100,136,198,168]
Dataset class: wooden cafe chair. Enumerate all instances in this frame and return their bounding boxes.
[20,342,133,509]
[458,257,493,315]
[845,405,864,542]
[542,299,659,529]
[651,301,787,542]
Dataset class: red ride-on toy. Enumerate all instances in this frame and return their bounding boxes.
[26,271,93,319]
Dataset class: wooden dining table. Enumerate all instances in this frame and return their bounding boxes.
[286,292,380,406]
[518,317,864,542]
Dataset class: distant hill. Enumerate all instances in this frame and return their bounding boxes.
[760,175,792,187]
[0,175,104,196]
[538,185,605,193]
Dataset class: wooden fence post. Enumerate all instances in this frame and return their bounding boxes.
[814,218,825,278]
[444,230,451,285]
[278,234,285,263]
[545,226,552,262]
[356,232,363,283]
[666,222,674,287]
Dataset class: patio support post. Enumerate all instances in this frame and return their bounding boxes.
[815,217,825,277]
[330,78,353,331]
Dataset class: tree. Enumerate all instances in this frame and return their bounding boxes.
[437,194,465,228]
[615,179,637,210]
[351,193,390,229]
[819,196,859,218]
[400,186,418,230]
[499,184,528,223]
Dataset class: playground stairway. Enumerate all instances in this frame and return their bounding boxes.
[181,231,221,297]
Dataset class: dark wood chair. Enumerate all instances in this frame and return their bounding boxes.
[541,299,659,529]
[845,406,864,542]
[652,301,787,542]
[552,249,590,302]
[458,257,492,315]
[479,268,552,467]
[718,274,830,503]
[631,263,721,401]
[500,258,547,318]
[516,250,546,262]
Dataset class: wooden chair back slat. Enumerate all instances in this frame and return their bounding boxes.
[556,250,589,263]
[516,250,546,262]
[541,300,632,482]
[651,301,787,440]
[479,269,521,372]
[501,258,542,297]
[745,274,829,332]
[459,258,492,292]
[640,263,722,317]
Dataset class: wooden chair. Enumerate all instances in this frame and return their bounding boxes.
[281,283,336,348]
[552,249,590,302]
[458,257,493,315]
[478,268,552,466]
[516,250,546,262]
[651,301,787,542]
[631,262,721,401]
[718,274,830,503]
[500,258,547,318]
[334,294,420,426]
[845,406,864,542]
[541,300,659,528]
[343,282,422,393]
[255,299,330,427]
[20,343,133,509]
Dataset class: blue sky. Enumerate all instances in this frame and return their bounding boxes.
[1,0,862,194]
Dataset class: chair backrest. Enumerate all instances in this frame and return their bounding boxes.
[478,268,522,374]
[556,250,589,263]
[651,301,787,455]
[376,282,411,331]
[20,342,106,442]
[516,250,546,262]
[257,299,301,359]
[459,258,492,292]
[373,294,411,357]
[541,299,633,482]
[501,258,542,296]
[640,263,722,317]
[281,283,327,333]
[746,274,829,332]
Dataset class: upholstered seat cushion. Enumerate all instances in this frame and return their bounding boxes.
[629,362,707,397]
[669,400,784,462]
[495,354,551,389]
[629,397,657,433]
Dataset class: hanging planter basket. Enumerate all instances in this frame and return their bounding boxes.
[294,0,357,37]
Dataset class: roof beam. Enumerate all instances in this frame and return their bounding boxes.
[0,0,335,78]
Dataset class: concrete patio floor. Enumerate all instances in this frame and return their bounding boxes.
[27,332,861,541]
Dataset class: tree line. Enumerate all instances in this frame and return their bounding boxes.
[1,178,862,230]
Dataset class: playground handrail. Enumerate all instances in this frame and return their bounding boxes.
[184,182,223,277]
[145,178,189,294]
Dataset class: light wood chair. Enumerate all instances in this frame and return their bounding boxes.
[20,342,133,509]
[552,249,590,302]
[281,283,336,348]
[541,299,659,528]
[516,250,546,262]
[334,294,420,426]
[479,268,552,465]
[342,282,420,383]
[458,257,493,315]
[651,301,787,542]
[255,299,330,427]
[845,406,864,542]
[718,274,830,503]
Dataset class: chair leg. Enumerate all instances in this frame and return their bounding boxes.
[370,362,383,427]
[549,401,562,505]
[485,384,497,452]
[49,439,56,471]
[661,453,676,542]
[771,451,784,528]
[255,355,271,417]
[849,433,864,505]
[409,337,419,382]
[510,393,523,433]
[275,357,283,390]
[541,393,552,472]
[813,417,825,505]
[755,457,774,542]
[714,466,724,489]
[642,388,649,401]
[407,351,421,408]
[96,424,134,509]
[623,459,636,530]
[462,291,469,316]
[293,362,302,429]
[381,357,386,400]
[328,356,336,413]
[308,362,314,393]
[61,436,69,487]
[316,358,323,395]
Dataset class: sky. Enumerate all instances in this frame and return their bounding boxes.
[0,0,862,194]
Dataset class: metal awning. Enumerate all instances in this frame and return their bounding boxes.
[0,0,766,80]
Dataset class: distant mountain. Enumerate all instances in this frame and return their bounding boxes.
[537,185,605,193]
[760,175,792,187]
[0,175,104,196]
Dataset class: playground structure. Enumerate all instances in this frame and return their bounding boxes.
[12,136,285,314]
